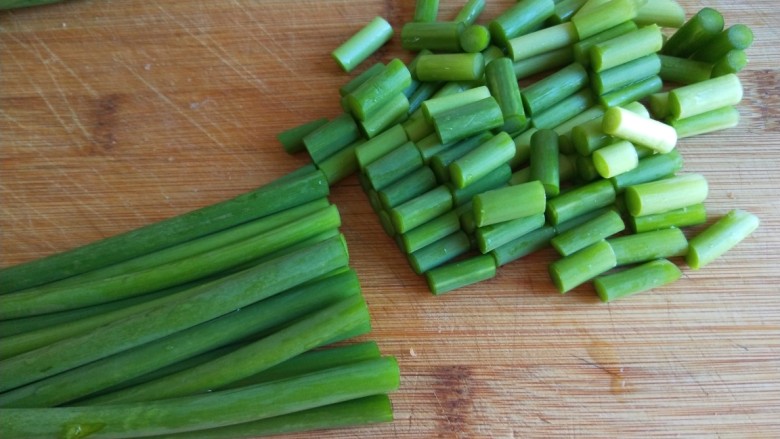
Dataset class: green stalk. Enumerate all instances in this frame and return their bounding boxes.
[402,22,464,52]
[532,89,594,129]
[594,259,682,302]
[549,240,616,293]
[625,173,708,217]
[358,94,410,139]
[364,141,423,191]
[473,181,546,227]
[491,225,556,266]
[0,170,329,294]
[571,0,639,40]
[346,58,412,121]
[552,105,604,138]
[332,17,393,72]
[426,254,497,295]
[303,113,361,164]
[668,74,743,119]
[599,75,663,108]
[513,47,574,79]
[669,106,740,139]
[400,211,461,254]
[416,133,458,163]
[0,236,349,393]
[447,163,512,207]
[409,231,472,275]
[454,0,486,25]
[416,53,485,82]
[422,86,491,122]
[661,7,724,57]
[551,209,624,256]
[277,117,329,154]
[546,179,616,225]
[450,132,515,189]
[430,132,493,182]
[607,227,688,265]
[691,24,754,63]
[592,139,638,178]
[488,0,556,47]
[413,0,439,22]
[635,0,685,28]
[609,149,683,192]
[711,50,748,77]
[572,20,636,66]
[408,79,442,114]
[687,209,760,270]
[508,22,578,62]
[649,92,669,119]
[0,357,399,439]
[510,128,536,168]
[553,206,613,234]
[575,155,600,182]
[549,0,589,24]
[0,205,341,320]
[486,57,528,134]
[629,203,706,233]
[476,213,546,254]
[602,106,677,154]
[378,166,438,210]
[355,124,408,171]
[0,271,362,408]
[659,54,712,85]
[433,97,504,144]
[590,24,663,72]
[390,186,453,234]
[530,129,561,196]
[318,139,362,185]
[593,54,661,95]
[522,63,589,115]
[340,62,385,97]
[146,395,393,439]
[460,25,491,53]
[85,294,370,405]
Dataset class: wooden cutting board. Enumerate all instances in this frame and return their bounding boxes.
[1,0,779,437]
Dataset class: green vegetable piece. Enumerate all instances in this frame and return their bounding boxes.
[711,49,748,77]
[549,240,616,293]
[409,231,472,275]
[319,139,362,185]
[476,213,546,254]
[667,73,743,120]
[416,53,485,82]
[414,0,439,22]
[592,139,638,178]
[491,224,556,266]
[594,259,682,302]
[552,105,604,138]
[402,109,435,142]
[649,92,669,120]
[571,0,639,40]
[608,227,688,265]
[422,85,491,122]
[522,63,589,116]
[546,179,616,225]
[551,209,624,256]
[687,209,760,270]
[1,357,399,439]
[603,106,677,153]
[575,155,600,182]
[625,173,708,217]
[669,106,740,139]
[460,24,491,53]
[332,17,393,72]
[473,181,546,227]
[609,149,683,193]
[629,203,706,233]
[346,58,412,121]
[662,7,724,57]
[277,117,329,155]
[339,62,385,97]
[572,20,637,66]
[431,132,493,182]
[426,254,497,295]
[634,0,685,28]
[304,113,361,164]
[658,54,713,85]
[400,211,461,254]
[402,22,464,52]
[358,94,410,139]
[379,166,438,210]
[510,128,536,168]
[408,80,443,114]
[508,22,578,62]
[364,141,423,191]
[486,57,528,134]
[447,163,512,207]
[390,185,453,234]
[532,89,594,129]
[513,47,574,79]
[549,0,589,24]
[599,75,663,108]
[590,24,663,72]
[455,0,487,25]
[450,132,515,189]
[489,0,556,47]
[355,124,408,171]
[529,129,560,196]
[433,97,504,144]
[593,54,661,95]
[691,24,754,63]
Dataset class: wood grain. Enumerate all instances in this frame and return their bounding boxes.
[1,1,779,437]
